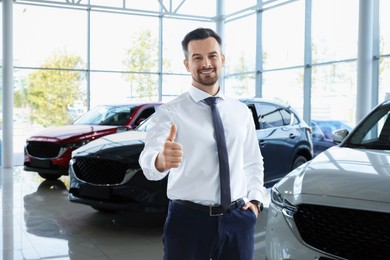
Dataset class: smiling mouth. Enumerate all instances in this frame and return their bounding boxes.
[199,68,215,74]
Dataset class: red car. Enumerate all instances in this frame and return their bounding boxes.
[24,102,162,180]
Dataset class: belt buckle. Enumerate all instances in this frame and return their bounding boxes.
[209,206,224,216]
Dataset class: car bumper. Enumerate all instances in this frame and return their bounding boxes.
[68,173,168,213]
[24,153,70,175]
[265,202,344,260]
[68,193,167,213]
[23,164,69,175]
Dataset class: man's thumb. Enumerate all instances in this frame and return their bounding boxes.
[167,124,177,142]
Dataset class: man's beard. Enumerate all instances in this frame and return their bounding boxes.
[193,72,219,86]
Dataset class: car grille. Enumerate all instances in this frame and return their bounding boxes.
[73,157,129,185]
[294,204,390,259]
[26,141,62,158]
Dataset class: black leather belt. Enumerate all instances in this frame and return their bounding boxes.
[173,199,244,216]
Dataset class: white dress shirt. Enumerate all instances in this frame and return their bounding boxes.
[139,85,266,206]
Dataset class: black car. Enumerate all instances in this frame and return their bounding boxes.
[68,98,313,212]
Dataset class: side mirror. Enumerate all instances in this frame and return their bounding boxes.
[332,129,349,144]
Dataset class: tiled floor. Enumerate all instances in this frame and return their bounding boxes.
[0,129,272,260]
[0,166,167,260]
[0,166,269,260]
[1,147,269,260]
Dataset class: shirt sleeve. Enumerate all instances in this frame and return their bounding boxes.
[139,106,172,181]
[243,107,268,203]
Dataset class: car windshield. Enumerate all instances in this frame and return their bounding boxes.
[344,102,390,150]
[73,105,136,126]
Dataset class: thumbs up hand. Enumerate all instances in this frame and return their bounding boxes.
[166,124,177,143]
[155,124,183,172]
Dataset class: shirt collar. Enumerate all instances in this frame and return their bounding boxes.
[189,85,225,103]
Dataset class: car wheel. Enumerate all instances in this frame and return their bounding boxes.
[292,155,307,169]
[38,173,62,180]
[37,180,66,192]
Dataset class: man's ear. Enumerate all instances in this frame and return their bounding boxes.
[221,53,225,66]
[183,59,190,72]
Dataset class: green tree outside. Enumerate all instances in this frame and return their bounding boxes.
[233,53,253,96]
[122,29,160,100]
[18,49,85,127]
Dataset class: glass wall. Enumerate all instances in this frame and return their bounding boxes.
[0,2,2,130]
[3,0,390,156]
[162,18,214,101]
[262,68,304,116]
[311,62,357,125]
[311,0,358,126]
[263,1,305,69]
[311,0,358,63]
[14,5,87,69]
[224,14,257,98]
[379,0,390,102]
[13,4,88,145]
[261,0,305,113]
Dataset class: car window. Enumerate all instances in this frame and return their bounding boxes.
[292,114,300,125]
[279,108,294,126]
[133,107,156,127]
[74,106,135,126]
[256,103,284,129]
[246,104,260,130]
[362,113,389,142]
[348,108,390,149]
[99,107,134,126]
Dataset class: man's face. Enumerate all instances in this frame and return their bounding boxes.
[184,37,225,90]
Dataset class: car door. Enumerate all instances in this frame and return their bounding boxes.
[250,102,297,185]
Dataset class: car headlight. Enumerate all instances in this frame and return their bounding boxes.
[64,140,90,150]
[58,140,90,157]
[271,186,297,218]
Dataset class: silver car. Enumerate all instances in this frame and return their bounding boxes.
[266,99,390,260]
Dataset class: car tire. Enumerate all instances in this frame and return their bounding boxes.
[38,173,62,180]
[292,155,307,169]
[37,180,66,192]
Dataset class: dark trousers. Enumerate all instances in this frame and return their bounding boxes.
[163,200,257,260]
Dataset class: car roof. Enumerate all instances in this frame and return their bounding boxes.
[94,102,162,107]
[239,98,291,108]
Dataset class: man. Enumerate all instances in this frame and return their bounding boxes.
[139,27,266,260]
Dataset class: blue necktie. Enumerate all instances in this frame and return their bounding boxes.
[204,97,231,210]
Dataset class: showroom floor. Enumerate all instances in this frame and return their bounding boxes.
[0,166,167,260]
[0,162,269,260]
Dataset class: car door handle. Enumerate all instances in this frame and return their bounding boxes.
[289,133,297,139]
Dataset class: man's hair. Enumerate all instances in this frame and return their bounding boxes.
[181,28,222,59]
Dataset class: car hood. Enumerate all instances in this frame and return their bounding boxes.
[276,146,390,206]
[72,130,147,157]
[26,125,121,142]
